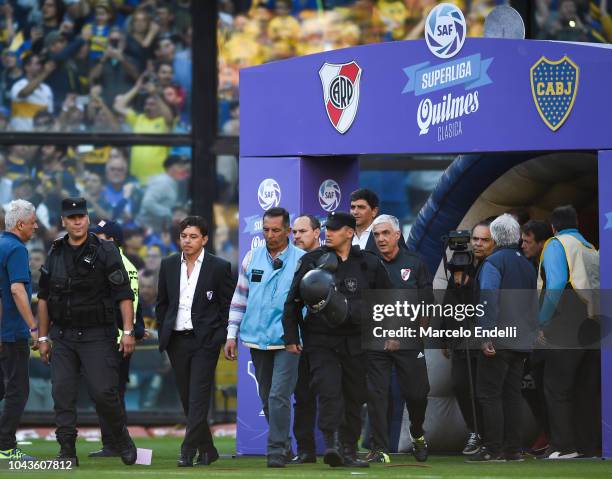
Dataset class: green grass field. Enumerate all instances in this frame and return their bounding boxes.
[3,437,611,478]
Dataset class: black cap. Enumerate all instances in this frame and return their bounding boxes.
[61,197,88,217]
[325,211,356,231]
[91,219,123,244]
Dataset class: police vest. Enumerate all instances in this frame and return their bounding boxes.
[46,235,117,328]
[538,233,600,318]
[240,244,305,349]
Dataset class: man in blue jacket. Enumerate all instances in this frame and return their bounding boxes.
[0,200,39,461]
[224,207,305,468]
[537,205,600,459]
[468,214,537,463]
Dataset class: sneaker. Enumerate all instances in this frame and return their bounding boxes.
[529,432,549,456]
[537,447,579,460]
[0,448,36,461]
[412,436,428,462]
[462,432,482,455]
[365,450,391,463]
[466,448,505,463]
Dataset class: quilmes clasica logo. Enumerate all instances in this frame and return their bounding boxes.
[318,179,341,212]
[402,3,493,142]
[425,3,466,59]
[257,178,281,211]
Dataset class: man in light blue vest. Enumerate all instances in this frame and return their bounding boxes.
[224,207,305,468]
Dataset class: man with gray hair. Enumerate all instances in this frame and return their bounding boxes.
[468,214,537,463]
[0,199,38,461]
[366,214,433,463]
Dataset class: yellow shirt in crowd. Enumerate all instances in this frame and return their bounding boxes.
[125,109,170,185]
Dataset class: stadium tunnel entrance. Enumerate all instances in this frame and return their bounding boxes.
[391,151,600,453]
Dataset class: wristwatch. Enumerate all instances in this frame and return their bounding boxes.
[123,330,135,337]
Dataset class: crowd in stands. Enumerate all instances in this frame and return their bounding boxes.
[0,0,192,133]
[0,144,191,247]
[536,0,612,42]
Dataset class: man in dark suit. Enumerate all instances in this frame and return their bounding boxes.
[156,216,235,467]
[350,188,379,252]
[349,188,408,252]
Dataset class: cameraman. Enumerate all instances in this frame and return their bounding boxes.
[443,218,495,456]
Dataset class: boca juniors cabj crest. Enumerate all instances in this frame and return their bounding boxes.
[530,56,579,132]
[319,61,362,134]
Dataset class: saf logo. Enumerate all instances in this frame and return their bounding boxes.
[318,179,342,212]
[257,178,282,211]
[425,3,466,59]
[319,61,362,134]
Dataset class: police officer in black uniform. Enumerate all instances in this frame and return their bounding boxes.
[366,214,432,463]
[283,212,392,468]
[37,198,137,466]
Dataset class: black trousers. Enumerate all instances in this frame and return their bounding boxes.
[97,353,130,451]
[166,331,220,456]
[476,350,527,455]
[544,349,601,455]
[521,351,549,437]
[0,341,30,450]
[366,350,429,452]
[451,349,483,435]
[307,338,366,448]
[50,326,127,446]
[293,351,316,455]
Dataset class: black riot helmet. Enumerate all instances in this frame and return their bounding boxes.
[299,268,348,327]
[300,269,334,310]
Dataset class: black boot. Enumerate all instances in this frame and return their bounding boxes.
[57,440,79,467]
[116,429,137,465]
[342,444,369,468]
[323,432,343,467]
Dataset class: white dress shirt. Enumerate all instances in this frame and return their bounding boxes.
[175,249,205,331]
[352,223,373,250]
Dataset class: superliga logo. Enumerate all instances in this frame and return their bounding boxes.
[318,179,341,212]
[425,3,466,59]
[257,178,281,211]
